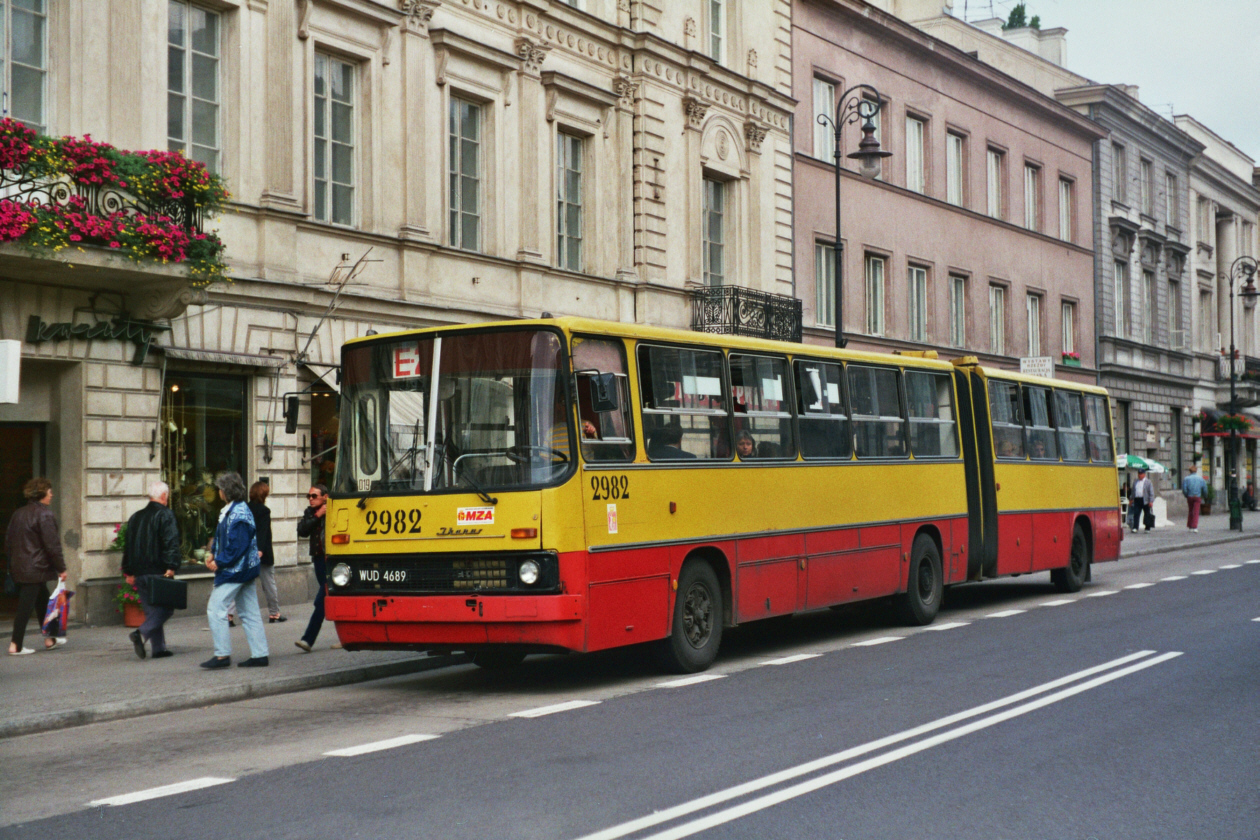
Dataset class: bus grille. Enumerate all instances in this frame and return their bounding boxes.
[328,552,559,595]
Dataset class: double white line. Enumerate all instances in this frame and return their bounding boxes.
[576,649,1182,840]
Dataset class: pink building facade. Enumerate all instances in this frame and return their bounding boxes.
[793,0,1105,383]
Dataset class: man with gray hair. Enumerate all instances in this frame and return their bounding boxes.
[122,480,182,659]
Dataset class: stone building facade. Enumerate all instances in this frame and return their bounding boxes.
[0,0,793,622]
[793,0,1102,383]
[1055,85,1204,510]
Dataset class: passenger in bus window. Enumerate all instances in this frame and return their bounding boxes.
[582,420,599,439]
[1030,437,1048,459]
[735,431,755,459]
[647,425,695,459]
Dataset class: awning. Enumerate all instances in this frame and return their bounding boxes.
[159,347,286,368]
[301,362,340,393]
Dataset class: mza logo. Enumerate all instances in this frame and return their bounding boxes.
[456,507,495,525]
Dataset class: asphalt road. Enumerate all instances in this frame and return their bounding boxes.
[2,542,1258,840]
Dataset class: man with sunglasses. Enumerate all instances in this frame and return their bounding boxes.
[295,485,331,652]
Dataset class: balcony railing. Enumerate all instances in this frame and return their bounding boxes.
[689,285,802,343]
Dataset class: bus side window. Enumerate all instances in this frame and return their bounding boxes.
[1055,390,1088,461]
[637,344,731,461]
[796,360,851,460]
[905,370,959,458]
[729,353,795,459]
[989,380,1025,459]
[849,365,907,459]
[1024,385,1058,460]
[1084,394,1113,462]
[571,336,635,462]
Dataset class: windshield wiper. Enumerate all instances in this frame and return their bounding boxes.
[458,466,498,506]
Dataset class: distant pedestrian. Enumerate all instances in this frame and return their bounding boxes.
[1129,468,1154,533]
[202,472,269,669]
[248,481,285,623]
[5,478,67,655]
[295,484,330,653]
[1182,465,1207,532]
[121,481,182,660]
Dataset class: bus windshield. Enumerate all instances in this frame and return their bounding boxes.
[334,329,572,495]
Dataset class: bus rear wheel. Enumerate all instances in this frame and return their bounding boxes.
[657,561,723,674]
[896,534,943,626]
[1051,524,1089,593]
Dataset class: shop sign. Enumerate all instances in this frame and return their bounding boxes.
[25,314,169,366]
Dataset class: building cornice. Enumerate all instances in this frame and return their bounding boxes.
[1056,85,1205,162]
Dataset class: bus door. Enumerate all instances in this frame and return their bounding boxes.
[952,369,985,581]
[987,378,1034,575]
[969,371,1000,579]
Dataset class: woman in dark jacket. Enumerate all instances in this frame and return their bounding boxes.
[248,480,284,622]
[5,477,67,655]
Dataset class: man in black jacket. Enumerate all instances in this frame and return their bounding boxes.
[295,484,328,652]
[122,481,182,660]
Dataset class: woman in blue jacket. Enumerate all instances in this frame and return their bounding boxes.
[202,472,270,669]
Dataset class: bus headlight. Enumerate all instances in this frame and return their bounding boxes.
[331,563,352,588]
[518,559,541,586]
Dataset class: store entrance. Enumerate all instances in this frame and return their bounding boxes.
[0,424,46,619]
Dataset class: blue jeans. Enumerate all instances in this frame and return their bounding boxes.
[207,580,269,659]
[301,557,326,646]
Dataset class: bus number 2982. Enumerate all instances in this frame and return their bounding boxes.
[591,475,629,501]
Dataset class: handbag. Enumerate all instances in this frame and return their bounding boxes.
[143,576,188,610]
[3,571,16,597]
[1142,506,1155,530]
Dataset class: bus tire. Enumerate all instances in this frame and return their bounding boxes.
[471,649,527,670]
[1051,525,1090,593]
[657,561,723,673]
[896,534,943,626]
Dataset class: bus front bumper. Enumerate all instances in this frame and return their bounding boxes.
[325,593,585,651]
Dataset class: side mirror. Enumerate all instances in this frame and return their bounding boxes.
[284,395,300,434]
[591,372,620,413]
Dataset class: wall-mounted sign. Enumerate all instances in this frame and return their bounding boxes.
[25,314,169,365]
[1019,356,1055,379]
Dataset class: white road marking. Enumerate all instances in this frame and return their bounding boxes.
[1252,617,1260,622]
[1123,583,1155,589]
[1038,599,1075,607]
[850,637,903,647]
[985,609,1026,618]
[657,674,727,688]
[510,700,600,718]
[761,653,823,665]
[88,777,234,807]
[1085,590,1119,597]
[1161,575,1188,581]
[1192,569,1217,576]
[1220,564,1242,569]
[573,651,1160,840]
[1246,560,1260,565]
[323,734,438,757]
[635,652,1183,840]
[922,621,970,631]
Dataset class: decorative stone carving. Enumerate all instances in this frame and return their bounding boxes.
[1138,229,1165,270]
[747,49,758,75]
[399,0,440,34]
[613,75,638,109]
[684,96,709,130]
[515,38,550,76]
[297,0,311,39]
[684,16,696,50]
[744,121,767,154]
[130,284,209,322]
[1109,216,1139,259]
[1165,241,1190,281]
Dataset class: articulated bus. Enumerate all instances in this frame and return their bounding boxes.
[322,318,1122,672]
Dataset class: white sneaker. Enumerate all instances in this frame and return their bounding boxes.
[8,647,34,656]
[1192,528,1198,532]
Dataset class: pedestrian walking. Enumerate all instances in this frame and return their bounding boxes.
[295,484,330,653]
[202,472,269,669]
[1182,464,1207,532]
[5,478,67,655]
[1130,468,1155,533]
[248,481,285,623]
[121,481,182,660]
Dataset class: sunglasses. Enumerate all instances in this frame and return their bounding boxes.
[307,493,323,499]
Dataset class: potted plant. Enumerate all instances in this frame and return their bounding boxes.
[1202,483,1215,516]
[1061,351,1081,367]
[114,576,144,627]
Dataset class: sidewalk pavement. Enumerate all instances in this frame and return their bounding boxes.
[1120,506,1260,558]
[1,600,463,739]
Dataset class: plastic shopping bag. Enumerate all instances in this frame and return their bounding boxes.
[42,580,73,638]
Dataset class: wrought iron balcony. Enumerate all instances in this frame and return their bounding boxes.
[689,284,802,343]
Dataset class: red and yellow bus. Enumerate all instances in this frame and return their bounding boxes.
[322,318,1121,671]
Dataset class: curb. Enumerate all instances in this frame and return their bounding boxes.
[0,653,467,740]
[1121,531,1260,560]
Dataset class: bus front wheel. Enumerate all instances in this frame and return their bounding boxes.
[1051,524,1089,593]
[657,561,723,673]
[896,534,943,626]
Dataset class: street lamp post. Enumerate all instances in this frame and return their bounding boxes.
[1226,255,1258,531]
[817,85,891,349]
